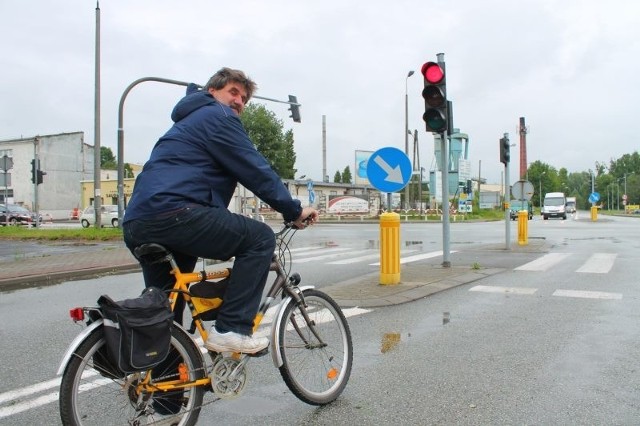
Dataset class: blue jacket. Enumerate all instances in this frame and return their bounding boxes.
[123,84,302,223]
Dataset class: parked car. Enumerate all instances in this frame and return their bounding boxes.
[80,205,120,228]
[509,200,533,220]
[0,204,42,227]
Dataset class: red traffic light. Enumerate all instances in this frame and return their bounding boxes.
[421,62,444,84]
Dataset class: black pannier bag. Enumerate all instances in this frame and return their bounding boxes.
[98,287,173,373]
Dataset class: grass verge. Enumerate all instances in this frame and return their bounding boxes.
[0,226,123,241]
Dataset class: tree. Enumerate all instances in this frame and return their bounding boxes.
[101,146,135,179]
[100,147,117,169]
[333,171,342,183]
[124,163,134,179]
[240,103,297,178]
[341,166,352,184]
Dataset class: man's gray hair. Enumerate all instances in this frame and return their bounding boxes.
[204,67,257,100]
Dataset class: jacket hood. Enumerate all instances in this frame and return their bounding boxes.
[170,83,216,123]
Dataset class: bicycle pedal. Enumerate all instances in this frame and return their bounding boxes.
[247,347,269,357]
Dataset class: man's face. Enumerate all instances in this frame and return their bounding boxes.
[208,82,248,115]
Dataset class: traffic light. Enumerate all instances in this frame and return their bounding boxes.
[37,170,46,185]
[421,61,448,133]
[466,179,472,194]
[499,135,510,165]
[287,95,301,123]
[30,159,36,184]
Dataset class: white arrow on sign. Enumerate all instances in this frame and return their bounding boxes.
[373,155,404,184]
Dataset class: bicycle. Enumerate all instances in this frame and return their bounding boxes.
[57,223,353,425]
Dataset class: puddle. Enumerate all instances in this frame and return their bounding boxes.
[380,332,401,353]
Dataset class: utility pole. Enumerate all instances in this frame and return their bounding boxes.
[93,1,102,227]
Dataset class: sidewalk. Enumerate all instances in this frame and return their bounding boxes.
[0,239,548,307]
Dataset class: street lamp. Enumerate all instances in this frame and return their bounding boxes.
[408,129,419,210]
[404,70,415,210]
[539,171,546,208]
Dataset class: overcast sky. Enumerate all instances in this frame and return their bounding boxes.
[1,0,639,184]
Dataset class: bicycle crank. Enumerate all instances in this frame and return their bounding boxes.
[210,356,248,399]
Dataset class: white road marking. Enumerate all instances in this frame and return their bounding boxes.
[575,253,617,274]
[328,249,418,265]
[552,289,622,300]
[469,285,538,295]
[294,248,373,263]
[369,250,456,266]
[514,253,571,271]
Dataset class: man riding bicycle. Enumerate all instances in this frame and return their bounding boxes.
[123,67,318,355]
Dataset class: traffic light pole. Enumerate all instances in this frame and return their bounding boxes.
[504,159,510,249]
[441,130,451,267]
[32,139,40,228]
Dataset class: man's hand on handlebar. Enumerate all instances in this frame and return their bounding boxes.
[292,207,319,229]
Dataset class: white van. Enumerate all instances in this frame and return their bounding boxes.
[542,192,567,220]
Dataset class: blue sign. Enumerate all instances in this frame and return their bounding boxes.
[309,190,315,204]
[588,192,600,204]
[366,147,412,193]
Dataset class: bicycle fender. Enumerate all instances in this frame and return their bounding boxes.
[270,286,314,368]
[56,319,103,376]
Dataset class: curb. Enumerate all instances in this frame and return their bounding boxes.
[322,264,503,308]
[0,263,141,292]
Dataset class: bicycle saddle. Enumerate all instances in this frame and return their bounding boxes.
[134,243,173,264]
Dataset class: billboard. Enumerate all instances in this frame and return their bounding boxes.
[328,195,369,214]
[354,150,374,185]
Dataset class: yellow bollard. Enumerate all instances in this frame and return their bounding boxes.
[379,212,400,285]
[591,205,598,221]
[517,210,528,245]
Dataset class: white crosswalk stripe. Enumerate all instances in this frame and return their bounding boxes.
[514,253,571,271]
[552,289,622,300]
[575,253,617,273]
[290,247,433,266]
[328,249,418,265]
[370,250,456,266]
[294,248,375,264]
[470,285,538,295]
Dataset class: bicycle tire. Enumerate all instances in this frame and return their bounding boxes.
[59,324,205,426]
[277,289,353,405]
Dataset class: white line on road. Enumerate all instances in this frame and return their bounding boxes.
[575,253,617,274]
[469,285,538,295]
[328,249,418,265]
[369,250,457,266]
[514,253,571,271]
[552,289,622,300]
[293,248,372,263]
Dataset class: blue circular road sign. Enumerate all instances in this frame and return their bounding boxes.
[366,147,412,193]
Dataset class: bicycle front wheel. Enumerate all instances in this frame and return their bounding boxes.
[59,324,205,426]
[277,289,353,405]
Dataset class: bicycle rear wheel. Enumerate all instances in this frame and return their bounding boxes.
[277,289,353,405]
[59,324,205,426]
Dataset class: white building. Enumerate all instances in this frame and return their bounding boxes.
[0,132,94,219]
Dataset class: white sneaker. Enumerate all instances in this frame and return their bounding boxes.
[204,327,269,354]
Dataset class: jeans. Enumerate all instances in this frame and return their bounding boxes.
[123,205,275,336]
